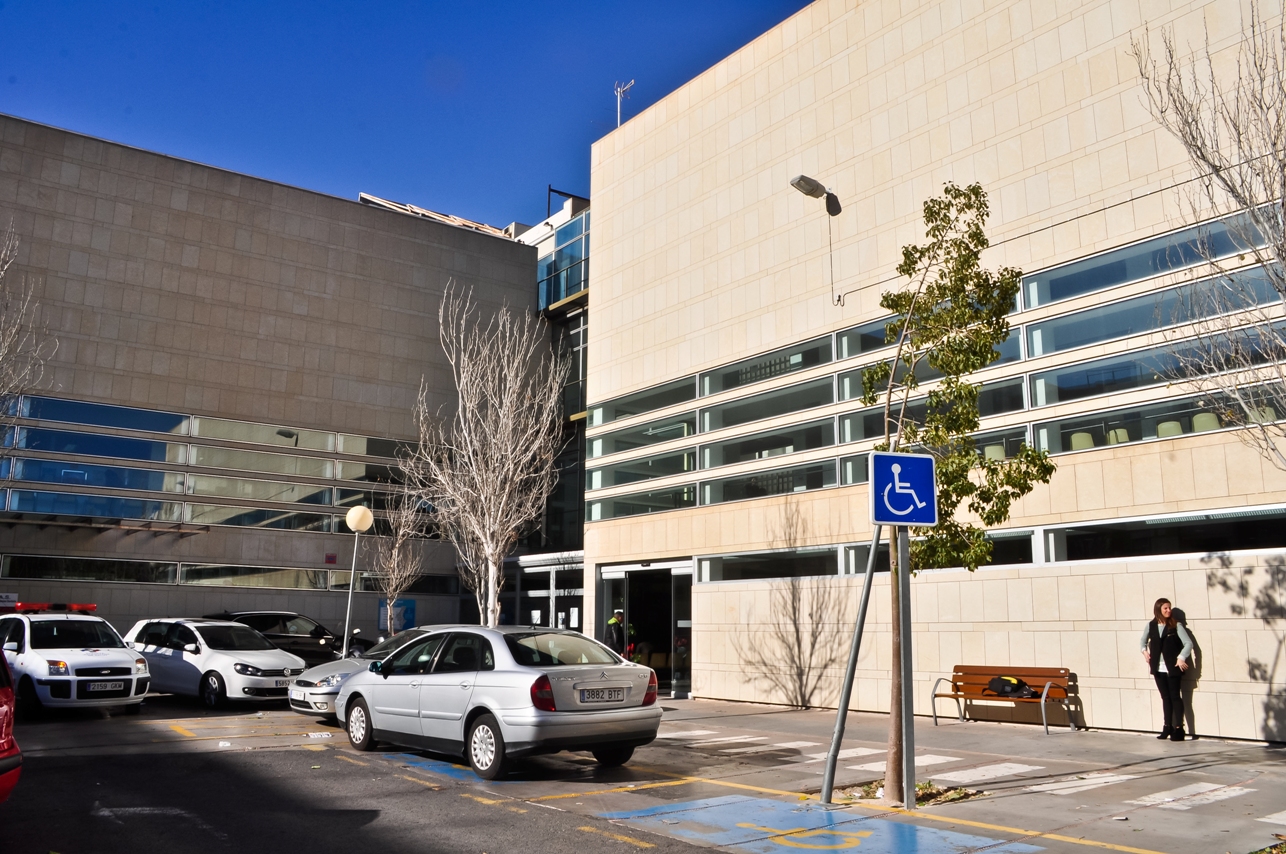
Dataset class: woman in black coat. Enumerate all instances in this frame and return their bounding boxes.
[1139,597,1194,741]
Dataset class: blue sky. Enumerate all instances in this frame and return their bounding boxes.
[0,1,809,227]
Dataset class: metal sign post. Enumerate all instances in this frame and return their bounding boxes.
[871,451,937,810]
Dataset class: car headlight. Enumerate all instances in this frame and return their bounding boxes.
[47,660,69,676]
[314,673,345,689]
[135,658,149,674]
[233,663,262,676]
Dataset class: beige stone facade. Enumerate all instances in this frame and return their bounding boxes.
[584,0,1286,740]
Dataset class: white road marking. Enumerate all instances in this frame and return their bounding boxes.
[1025,772,1137,795]
[91,802,227,840]
[931,763,1045,784]
[1125,781,1256,811]
[1258,809,1286,825]
[656,730,718,739]
[803,747,883,763]
[686,736,768,748]
[847,755,962,773]
[719,740,820,755]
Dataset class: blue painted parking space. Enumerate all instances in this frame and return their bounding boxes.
[600,795,1044,853]
[383,752,495,782]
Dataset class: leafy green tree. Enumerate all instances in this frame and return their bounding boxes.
[859,182,1056,805]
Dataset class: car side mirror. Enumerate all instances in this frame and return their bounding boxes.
[352,628,361,635]
[2,641,16,652]
[125,641,136,649]
[368,660,383,676]
[183,643,199,654]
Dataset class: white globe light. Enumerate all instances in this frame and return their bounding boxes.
[345,505,374,533]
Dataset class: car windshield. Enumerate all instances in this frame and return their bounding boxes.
[195,625,276,651]
[505,632,619,667]
[361,629,428,659]
[30,619,125,649]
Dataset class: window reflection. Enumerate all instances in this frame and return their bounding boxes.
[185,504,332,531]
[586,485,696,520]
[8,489,182,521]
[586,449,695,490]
[18,427,186,463]
[588,412,697,458]
[191,417,335,452]
[13,458,183,493]
[700,337,832,396]
[2,555,178,584]
[700,461,836,504]
[187,474,331,505]
[700,419,834,469]
[701,378,833,432]
[588,378,697,427]
[21,396,189,434]
[180,564,330,589]
[190,445,333,479]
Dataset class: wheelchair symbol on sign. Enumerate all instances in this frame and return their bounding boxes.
[882,463,927,517]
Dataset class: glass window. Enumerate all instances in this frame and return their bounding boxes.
[701,378,833,432]
[973,426,1029,460]
[185,504,332,532]
[385,634,446,675]
[30,619,125,649]
[837,317,897,359]
[434,633,494,673]
[838,362,943,401]
[17,427,186,464]
[188,474,332,505]
[701,460,837,505]
[839,400,928,444]
[164,624,198,649]
[137,622,169,646]
[586,448,695,490]
[504,632,617,666]
[698,547,838,581]
[588,378,698,427]
[587,485,697,520]
[978,377,1026,417]
[180,564,331,589]
[360,629,429,659]
[7,489,182,521]
[700,337,832,396]
[1,554,177,584]
[336,435,411,459]
[334,488,396,510]
[191,417,335,452]
[335,461,401,483]
[405,575,460,595]
[700,419,834,469]
[1029,345,1174,406]
[1026,266,1279,357]
[1033,394,1228,454]
[1046,506,1286,561]
[13,458,184,493]
[190,445,333,479]
[587,412,696,459]
[282,615,323,636]
[1022,209,1264,308]
[555,215,585,247]
[987,532,1034,566]
[839,454,869,485]
[20,396,189,434]
[195,625,276,651]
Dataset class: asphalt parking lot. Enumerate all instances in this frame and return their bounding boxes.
[4,696,1285,854]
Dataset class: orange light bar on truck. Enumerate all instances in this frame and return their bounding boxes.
[14,603,98,613]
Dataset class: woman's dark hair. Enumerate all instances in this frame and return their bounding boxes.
[1153,598,1175,628]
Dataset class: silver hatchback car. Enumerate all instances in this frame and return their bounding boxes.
[336,626,661,779]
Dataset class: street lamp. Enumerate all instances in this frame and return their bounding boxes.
[790,174,845,305]
[341,504,374,658]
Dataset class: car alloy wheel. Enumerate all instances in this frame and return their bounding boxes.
[347,698,376,751]
[467,714,508,780]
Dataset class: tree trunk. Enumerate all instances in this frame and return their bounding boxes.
[486,556,500,627]
[885,546,905,806]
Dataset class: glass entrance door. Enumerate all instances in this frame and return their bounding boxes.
[671,571,692,698]
[600,562,693,698]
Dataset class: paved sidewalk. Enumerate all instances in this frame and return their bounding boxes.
[642,698,1286,854]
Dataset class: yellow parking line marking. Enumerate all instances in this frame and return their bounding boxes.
[336,754,368,766]
[169,724,196,737]
[461,793,507,805]
[530,778,695,802]
[399,774,442,789]
[304,745,327,752]
[577,825,655,849]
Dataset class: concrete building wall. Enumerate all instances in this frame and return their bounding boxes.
[584,0,1286,741]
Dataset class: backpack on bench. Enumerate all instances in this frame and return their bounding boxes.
[984,675,1035,698]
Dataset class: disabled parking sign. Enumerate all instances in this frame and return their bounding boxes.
[870,452,938,526]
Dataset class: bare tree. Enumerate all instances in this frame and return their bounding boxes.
[371,484,428,635]
[0,226,53,423]
[1132,6,1286,469]
[404,285,569,627]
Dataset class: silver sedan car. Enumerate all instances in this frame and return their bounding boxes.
[288,626,461,719]
[336,626,661,779]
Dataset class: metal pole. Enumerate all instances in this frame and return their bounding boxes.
[820,524,883,804]
[898,525,916,809]
[341,529,360,658]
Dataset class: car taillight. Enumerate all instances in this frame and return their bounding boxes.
[531,674,557,712]
[642,670,658,706]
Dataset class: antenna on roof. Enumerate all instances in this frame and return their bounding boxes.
[614,79,634,128]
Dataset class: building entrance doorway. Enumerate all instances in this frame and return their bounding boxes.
[599,561,692,698]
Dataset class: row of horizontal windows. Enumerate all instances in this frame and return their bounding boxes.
[585,387,1272,517]
[17,395,410,460]
[536,212,590,311]
[588,212,1269,429]
[588,319,1284,467]
[0,554,461,594]
[3,489,405,535]
[8,427,403,483]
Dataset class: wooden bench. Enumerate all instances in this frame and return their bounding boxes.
[931,665,1076,735]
